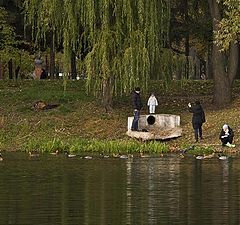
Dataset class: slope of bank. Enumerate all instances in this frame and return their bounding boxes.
[1,80,240,155]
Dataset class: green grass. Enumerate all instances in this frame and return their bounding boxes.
[21,137,169,154]
[0,79,240,154]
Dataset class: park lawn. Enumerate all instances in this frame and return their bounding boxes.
[0,79,240,154]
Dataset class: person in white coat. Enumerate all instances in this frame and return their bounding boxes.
[147,93,158,114]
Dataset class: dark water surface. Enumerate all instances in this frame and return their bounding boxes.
[0,152,240,225]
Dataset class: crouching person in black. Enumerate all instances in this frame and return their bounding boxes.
[219,124,235,147]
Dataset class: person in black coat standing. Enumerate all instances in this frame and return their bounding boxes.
[131,87,143,131]
[188,100,205,142]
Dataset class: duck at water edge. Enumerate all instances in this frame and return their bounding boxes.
[218,155,228,160]
[50,150,59,156]
[29,151,40,157]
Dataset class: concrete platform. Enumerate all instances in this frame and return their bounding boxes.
[126,114,182,141]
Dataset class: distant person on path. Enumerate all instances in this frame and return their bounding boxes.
[131,87,142,131]
[32,68,47,79]
[147,93,158,114]
[219,124,235,147]
[188,100,205,142]
[40,69,48,79]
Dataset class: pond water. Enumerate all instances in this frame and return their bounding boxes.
[0,152,240,225]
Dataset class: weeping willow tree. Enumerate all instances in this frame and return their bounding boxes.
[24,0,170,110]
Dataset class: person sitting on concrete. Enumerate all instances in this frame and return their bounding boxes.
[131,87,142,131]
[188,100,205,142]
[219,124,235,147]
[147,93,158,114]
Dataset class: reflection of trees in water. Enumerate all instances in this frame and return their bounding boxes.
[126,160,133,225]
[221,159,230,225]
[189,159,231,225]
[124,156,239,224]
[2,155,240,224]
[125,156,182,224]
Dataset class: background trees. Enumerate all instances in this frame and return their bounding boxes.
[0,0,239,108]
[215,0,240,49]
[24,0,171,110]
[208,0,239,106]
[0,6,32,79]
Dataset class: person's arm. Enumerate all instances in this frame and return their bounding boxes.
[132,93,138,110]
[219,130,226,139]
[190,105,202,114]
[155,97,158,106]
[202,110,206,123]
[139,97,143,110]
[147,98,150,106]
[229,128,234,137]
[188,103,193,112]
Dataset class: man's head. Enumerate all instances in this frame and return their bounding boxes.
[195,100,200,105]
[223,124,228,131]
[135,87,140,93]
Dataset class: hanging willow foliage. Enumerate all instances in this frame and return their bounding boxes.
[24,0,170,101]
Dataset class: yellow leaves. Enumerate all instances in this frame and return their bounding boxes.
[214,0,240,50]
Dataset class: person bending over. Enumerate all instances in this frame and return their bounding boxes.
[219,124,235,147]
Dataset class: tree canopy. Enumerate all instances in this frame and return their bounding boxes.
[24,0,171,107]
[0,0,238,107]
[215,0,240,49]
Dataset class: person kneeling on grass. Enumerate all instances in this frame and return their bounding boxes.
[219,124,235,147]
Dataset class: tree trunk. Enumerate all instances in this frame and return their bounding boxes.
[0,61,2,79]
[212,44,231,106]
[102,77,113,112]
[183,0,190,79]
[237,56,240,79]
[185,34,190,79]
[15,66,20,79]
[45,54,49,76]
[50,32,55,79]
[8,59,13,79]
[71,51,77,79]
[206,41,213,79]
[208,0,239,107]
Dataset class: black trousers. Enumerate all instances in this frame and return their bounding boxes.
[131,110,140,131]
[220,136,233,145]
[193,123,202,141]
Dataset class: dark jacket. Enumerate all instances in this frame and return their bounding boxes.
[131,91,142,110]
[40,69,48,79]
[189,104,205,124]
[219,126,234,140]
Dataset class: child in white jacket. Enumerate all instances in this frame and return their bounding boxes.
[147,93,158,114]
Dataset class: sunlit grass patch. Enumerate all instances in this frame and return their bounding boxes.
[22,137,169,154]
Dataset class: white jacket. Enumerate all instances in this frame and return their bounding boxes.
[147,96,158,106]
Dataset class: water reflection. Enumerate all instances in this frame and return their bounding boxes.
[0,153,239,224]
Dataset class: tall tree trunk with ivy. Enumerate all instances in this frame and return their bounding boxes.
[208,0,239,107]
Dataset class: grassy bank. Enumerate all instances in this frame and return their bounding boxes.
[1,79,240,155]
